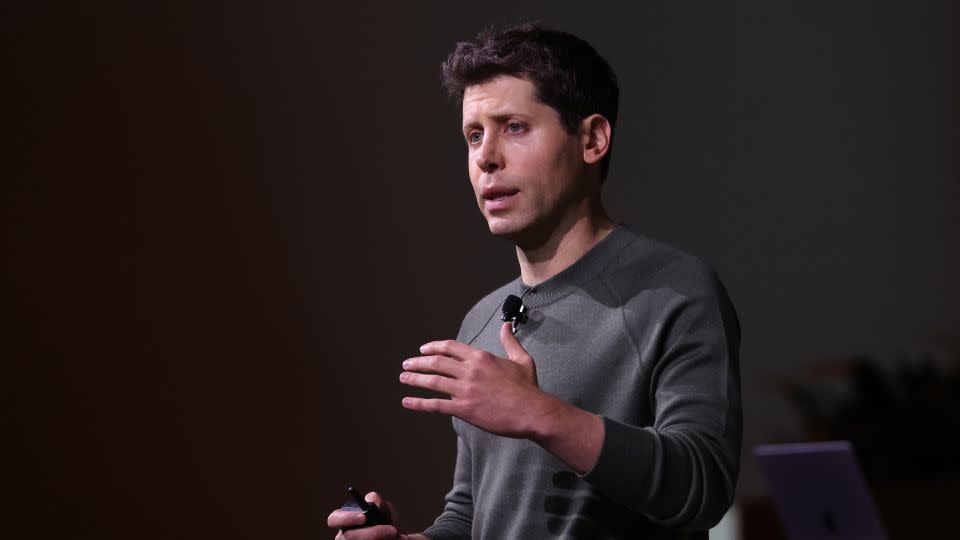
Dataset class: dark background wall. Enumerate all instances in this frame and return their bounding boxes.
[5,1,955,538]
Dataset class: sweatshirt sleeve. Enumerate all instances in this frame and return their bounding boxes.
[420,427,474,539]
[581,266,742,530]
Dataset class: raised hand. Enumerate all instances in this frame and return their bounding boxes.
[400,322,559,438]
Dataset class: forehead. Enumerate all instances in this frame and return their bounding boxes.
[461,76,547,123]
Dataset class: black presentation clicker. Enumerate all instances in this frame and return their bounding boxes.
[339,485,390,530]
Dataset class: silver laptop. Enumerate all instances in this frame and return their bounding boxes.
[754,441,887,540]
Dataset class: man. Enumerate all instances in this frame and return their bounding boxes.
[327,23,741,539]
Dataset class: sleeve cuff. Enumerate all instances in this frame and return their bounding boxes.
[579,415,659,510]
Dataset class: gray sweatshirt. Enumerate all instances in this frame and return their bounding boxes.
[422,224,741,539]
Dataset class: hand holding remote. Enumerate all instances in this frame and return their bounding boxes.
[327,487,423,539]
[340,486,390,530]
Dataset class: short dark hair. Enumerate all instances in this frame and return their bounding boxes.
[441,22,620,182]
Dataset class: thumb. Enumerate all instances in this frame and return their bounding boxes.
[500,322,532,366]
[500,323,537,384]
[364,491,384,507]
[364,491,398,525]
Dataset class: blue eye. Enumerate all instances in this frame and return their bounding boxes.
[468,131,482,144]
[508,123,524,133]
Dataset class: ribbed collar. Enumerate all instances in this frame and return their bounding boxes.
[507,223,636,308]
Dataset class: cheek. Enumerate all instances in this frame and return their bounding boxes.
[514,139,556,179]
[525,140,576,192]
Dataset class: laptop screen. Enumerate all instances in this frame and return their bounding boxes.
[754,441,887,540]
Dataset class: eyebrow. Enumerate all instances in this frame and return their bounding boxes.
[462,113,532,132]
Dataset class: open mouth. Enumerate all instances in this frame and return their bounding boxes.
[483,189,519,201]
[482,189,519,211]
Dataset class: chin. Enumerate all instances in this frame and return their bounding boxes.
[484,214,536,241]
[483,216,516,236]
[486,220,517,237]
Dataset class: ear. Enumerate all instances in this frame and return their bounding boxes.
[580,114,612,166]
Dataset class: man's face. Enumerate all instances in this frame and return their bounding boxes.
[461,76,586,242]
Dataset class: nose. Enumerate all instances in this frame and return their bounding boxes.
[475,133,503,173]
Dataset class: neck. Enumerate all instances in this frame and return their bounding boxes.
[515,198,615,286]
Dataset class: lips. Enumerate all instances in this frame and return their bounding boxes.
[481,187,520,201]
[481,187,519,211]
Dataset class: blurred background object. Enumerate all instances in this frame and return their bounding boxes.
[739,334,960,539]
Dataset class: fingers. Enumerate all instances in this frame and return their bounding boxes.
[330,510,397,539]
[330,492,400,539]
[402,354,466,378]
[328,509,367,529]
[399,371,457,395]
[401,396,459,415]
[418,339,476,360]
[337,524,398,539]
